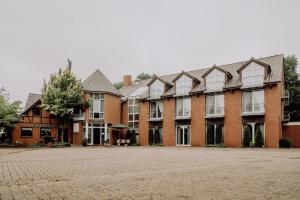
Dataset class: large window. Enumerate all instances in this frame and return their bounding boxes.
[206,69,225,91]
[176,75,192,95]
[242,63,264,88]
[128,98,139,131]
[176,97,191,117]
[150,80,164,98]
[206,124,224,145]
[150,101,163,119]
[40,128,51,137]
[21,127,33,138]
[243,123,264,143]
[206,94,224,116]
[176,125,191,146]
[242,90,264,114]
[89,93,104,119]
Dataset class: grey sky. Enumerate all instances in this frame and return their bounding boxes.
[0,0,299,105]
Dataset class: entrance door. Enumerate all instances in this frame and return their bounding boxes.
[58,128,69,142]
[176,125,191,146]
[93,128,100,145]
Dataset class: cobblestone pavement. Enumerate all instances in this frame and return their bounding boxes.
[0,147,300,200]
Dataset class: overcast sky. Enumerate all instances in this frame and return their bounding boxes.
[0,0,299,105]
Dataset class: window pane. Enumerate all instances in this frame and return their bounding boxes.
[176,98,183,116]
[134,114,139,121]
[129,114,134,121]
[243,92,252,112]
[206,95,215,114]
[206,125,214,145]
[21,128,33,138]
[40,128,51,137]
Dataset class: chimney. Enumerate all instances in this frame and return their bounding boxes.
[123,75,132,87]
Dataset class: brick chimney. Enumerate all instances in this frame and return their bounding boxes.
[123,75,132,87]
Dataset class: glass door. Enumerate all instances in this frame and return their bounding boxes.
[176,125,191,146]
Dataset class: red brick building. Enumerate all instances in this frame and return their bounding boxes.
[13,54,294,147]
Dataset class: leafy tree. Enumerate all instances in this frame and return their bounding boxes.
[137,73,153,80]
[284,55,300,121]
[154,128,160,144]
[0,88,22,143]
[113,82,123,89]
[41,60,87,142]
[254,126,264,147]
[243,125,251,147]
[148,129,154,145]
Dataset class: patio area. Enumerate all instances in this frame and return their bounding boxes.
[0,147,300,199]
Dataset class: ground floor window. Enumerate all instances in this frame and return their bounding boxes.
[206,124,224,145]
[176,125,191,146]
[149,127,163,144]
[243,123,264,144]
[83,123,106,145]
[21,127,33,138]
[40,128,51,137]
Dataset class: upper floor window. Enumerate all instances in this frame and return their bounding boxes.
[150,101,163,119]
[149,80,164,98]
[242,63,264,88]
[242,90,264,114]
[176,97,191,117]
[206,69,225,91]
[128,98,139,131]
[176,75,192,95]
[89,93,104,119]
[32,107,41,116]
[206,94,224,116]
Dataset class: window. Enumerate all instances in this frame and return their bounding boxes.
[40,128,51,137]
[89,93,104,119]
[150,80,164,98]
[176,74,192,95]
[128,98,139,131]
[242,90,264,113]
[32,107,41,116]
[206,124,224,145]
[176,125,191,146]
[176,97,191,117]
[242,63,264,88]
[150,101,163,119]
[206,94,224,116]
[21,127,33,138]
[206,69,225,91]
[243,123,264,143]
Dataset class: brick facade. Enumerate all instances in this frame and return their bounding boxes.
[162,98,176,146]
[191,95,205,146]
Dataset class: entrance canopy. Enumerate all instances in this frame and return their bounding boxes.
[110,124,127,129]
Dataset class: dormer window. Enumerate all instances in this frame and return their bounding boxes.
[149,79,164,99]
[176,74,192,95]
[206,69,225,92]
[242,62,264,88]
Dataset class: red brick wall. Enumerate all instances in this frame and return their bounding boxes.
[191,95,205,146]
[120,102,128,137]
[104,94,121,125]
[163,98,175,146]
[139,101,149,145]
[264,83,282,148]
[224,90,242,147]
[283,124,300,147]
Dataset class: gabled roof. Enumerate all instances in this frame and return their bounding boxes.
[147,75,173,87]
[172,71,201,84]
[22,93,41,114]
[237,57,271,73]
[82,69,122,96]
[202,65,233,79]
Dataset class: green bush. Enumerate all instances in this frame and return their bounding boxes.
[148,129,154,145]
[255,127,264,147]
[279,138,292,148]
[243,126,251,147]
[81,137,88,146]
[249,142,255,148]
[154,128,160,144]
[126,130,131,140]
[44,135,54,145]
[130,129,136,144]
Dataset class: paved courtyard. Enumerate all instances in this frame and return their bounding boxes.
[0,147,300,200]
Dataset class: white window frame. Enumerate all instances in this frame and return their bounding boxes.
[206,69,225,92]
[149,80,164,99]
[206,94,224,116]
[89,93,104,119]
[128,97,139,132]
[176,74,193,95]
[150,100,163,119]
[205,124,224,145]
[242,63,264,88]
[176,125,191,146]
[176,97,191,117]
[83,123,105,145]
[242,90,265,114]
[243,123,265,144]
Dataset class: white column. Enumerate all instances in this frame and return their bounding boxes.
[85,122,88,138]
[104,123,108,141]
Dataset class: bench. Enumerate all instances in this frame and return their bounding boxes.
[117,139,130,146]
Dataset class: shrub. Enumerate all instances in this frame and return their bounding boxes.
[255,127,264,147]
[126,130,131,140]
[130,129,136,144]
[44,135,54,145]
[249,142,255,148]
[154,128,160,144]
[81,137,88,146]
[243,126,251,147]
[279,138,292,148]
[148,129,154,145]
